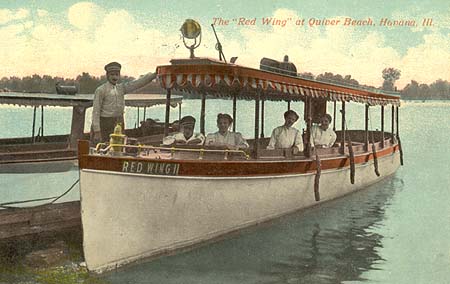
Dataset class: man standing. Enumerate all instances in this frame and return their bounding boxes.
[91,62,157,143]
[267,110,304,154]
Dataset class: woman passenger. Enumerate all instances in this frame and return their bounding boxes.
[310,113,337,148]
[205,113,249,150]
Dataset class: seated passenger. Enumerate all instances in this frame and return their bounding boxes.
[267,110,304,154]
[205,113,249,149]
[162,115,205,146]
[310,113,337,148]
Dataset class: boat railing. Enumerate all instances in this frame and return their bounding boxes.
[93,143,250,161]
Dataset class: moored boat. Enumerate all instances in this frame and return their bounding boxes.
[77,21,403,273]
[0,92,182,173]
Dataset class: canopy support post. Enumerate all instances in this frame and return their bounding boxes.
[396,106,403,166]
[396,106,399,139]
[287,100,291,111]
[232,93,237,132]
[365,104,369,152]
[381,105,385,148]
[253,90,260,159]
[391,105,395,143]
[260,97,265,138]
[69,106,86,149]
[200,92,206,135]
[137,107,140,128]
[31,106,37,143]
[143,106,146,121]
[164,89,171,137]
[305,97,312,158]
[333,101,336,131]
[340,101,346,154]
[40,105,44,138]
[178,103,182,126]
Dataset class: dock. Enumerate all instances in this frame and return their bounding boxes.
[0,201,81,240]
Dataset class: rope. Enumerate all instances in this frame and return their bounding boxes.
[0,179,79,209]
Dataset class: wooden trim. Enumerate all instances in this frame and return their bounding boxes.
[78,143,399,177]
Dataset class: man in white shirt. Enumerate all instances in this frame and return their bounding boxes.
[205,113,249,149]
[91,62,157,142]
[311,113,337,148]
[267,110,304,154]
[162,116,205,146]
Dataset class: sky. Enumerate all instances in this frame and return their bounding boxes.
[1,0,449,88]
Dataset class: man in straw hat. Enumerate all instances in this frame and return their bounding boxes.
[162,115,205,145]
[91,61,157,143]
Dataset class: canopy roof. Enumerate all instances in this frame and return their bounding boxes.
[0,93,182,108]
[157,58,400,106]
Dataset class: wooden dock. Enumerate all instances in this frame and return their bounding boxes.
[0,201,81,240]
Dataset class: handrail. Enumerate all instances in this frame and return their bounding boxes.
[94,143,250,160]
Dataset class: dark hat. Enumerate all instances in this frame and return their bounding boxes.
[180,115,196,127]
[322,113,332,122]
[284,110,299,121]
[104,62,121,72]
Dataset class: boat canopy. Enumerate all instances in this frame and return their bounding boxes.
[157,58,400,106]
[0,93,182,108]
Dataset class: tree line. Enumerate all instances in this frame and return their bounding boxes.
[1,72,449,100]
[0,73,159,94]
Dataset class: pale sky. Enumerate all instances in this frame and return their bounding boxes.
[1,0,449,88]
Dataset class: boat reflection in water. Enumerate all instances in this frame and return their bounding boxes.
[104,176,403,284]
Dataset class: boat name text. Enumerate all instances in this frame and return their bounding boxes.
[122,161,180,176]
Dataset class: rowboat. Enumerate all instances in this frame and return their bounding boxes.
[0,92,182,173]
[77,22,403,273]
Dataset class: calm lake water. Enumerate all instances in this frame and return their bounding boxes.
[1,99,449,283]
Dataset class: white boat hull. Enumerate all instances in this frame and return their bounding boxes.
[80,151,400,273]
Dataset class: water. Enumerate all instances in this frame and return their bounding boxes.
[1,99,449,283]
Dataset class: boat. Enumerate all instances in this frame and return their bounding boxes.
[77,20,403,273]
[0,92,182,173]
[55,82,78,95]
